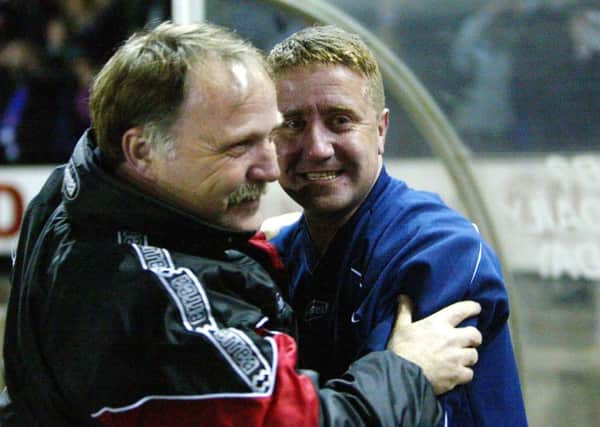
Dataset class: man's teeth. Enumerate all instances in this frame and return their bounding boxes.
[305,171,338,181]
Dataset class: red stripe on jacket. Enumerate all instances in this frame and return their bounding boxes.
[97,333,319,427]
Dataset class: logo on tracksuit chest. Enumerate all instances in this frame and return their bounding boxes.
[303,299,329,322]
[62,161,80,200]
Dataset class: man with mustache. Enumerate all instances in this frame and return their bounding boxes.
[268,25,527,426]
[0,21,482,426]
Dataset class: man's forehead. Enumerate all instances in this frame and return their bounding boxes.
[230,62,249,93]
[276,64,368,96]
[189,57,271,91]
[276,82,368,116]
[276,62,367,82]
[186,59,273,107]
[281,103,356,116]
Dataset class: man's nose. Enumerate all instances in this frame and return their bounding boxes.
[248,139,280,182]
[303,121,334,160]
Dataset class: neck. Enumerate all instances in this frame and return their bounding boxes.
[306,218,339,256]
[305,206,356,256]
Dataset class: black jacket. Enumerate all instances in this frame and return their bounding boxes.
[1,130,442,426]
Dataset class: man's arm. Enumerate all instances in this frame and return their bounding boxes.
[94,333,442,427]
[317,296,483,426]
[458,246,527,426]
[95,297,483,427]
[382,228,527,426]
[387,296,482,395]
[79,247,442,427]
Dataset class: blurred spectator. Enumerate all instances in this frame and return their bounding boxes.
[0,39,69,163]
[450,0,519,147]
[564,7,600,139]
[63,0,142,65]
[0,0,153,164]
[511,2,600,150]
[449,0,599,153]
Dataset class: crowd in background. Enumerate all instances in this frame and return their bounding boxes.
[0,0,598,164]
[448,0,600,152]
[0,0,168,164]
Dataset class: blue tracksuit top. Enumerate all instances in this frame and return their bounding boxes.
[272,166,527,427]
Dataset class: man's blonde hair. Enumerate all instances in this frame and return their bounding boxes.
[89,21,268,166]
[267,25,385,112]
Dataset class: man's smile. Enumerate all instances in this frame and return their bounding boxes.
[304,171,340,181]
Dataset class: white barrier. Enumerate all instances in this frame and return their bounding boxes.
[0,166,55,255]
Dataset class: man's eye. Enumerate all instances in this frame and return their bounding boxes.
[227,141,250,156]
[330,115,351,127]
[283,119,304,130]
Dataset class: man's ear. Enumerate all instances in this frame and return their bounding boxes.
[377,108,389,155]
[121,127,155,179]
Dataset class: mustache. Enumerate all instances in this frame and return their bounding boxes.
[227,183,267,205]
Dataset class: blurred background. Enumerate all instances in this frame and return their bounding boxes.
[0,0,598,425]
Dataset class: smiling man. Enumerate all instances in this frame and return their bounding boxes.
[0,21,485,427]
[268,25,527,426]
